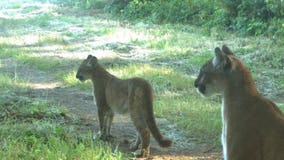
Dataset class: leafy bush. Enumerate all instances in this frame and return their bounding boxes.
[222,0,284,36]
[53,0,109,9]
[109,0,218,24]
[106,0,284,36]
[64,0,282,36]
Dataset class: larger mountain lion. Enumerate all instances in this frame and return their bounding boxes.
[194,45,284,160]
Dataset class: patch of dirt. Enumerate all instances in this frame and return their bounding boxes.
[1,57,221,159]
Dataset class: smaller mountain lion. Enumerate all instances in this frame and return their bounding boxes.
[76,55,172,158]
[194,45,284,160]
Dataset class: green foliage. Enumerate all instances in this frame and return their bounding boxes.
[57,0,109,9]
[112,0,218,24]
[222,0,284,36]
[57,0,284,36]
[107,0,284,36]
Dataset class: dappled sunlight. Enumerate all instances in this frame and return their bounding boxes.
[109,64,173,78]
[28,82,60,89]
[150,153,222,160]
[0,0,56,19]
[109,64,194,92]
[1,34,40,46]
[0,70,61,90]
[0,0,157,62]
[0,32,67,47]
[102,27,149,44]
[3,34,39,46]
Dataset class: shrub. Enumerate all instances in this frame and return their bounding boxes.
[104,0,284,36]
[222,0,284,35]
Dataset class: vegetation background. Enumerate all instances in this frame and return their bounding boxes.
[90,0,284,37]
[0,0,283,159]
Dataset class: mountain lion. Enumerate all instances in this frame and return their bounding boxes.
[76,55,172,158]
[194,45,284,160]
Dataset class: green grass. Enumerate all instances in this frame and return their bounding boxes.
[84,26,116,36]
[0,74,129,160]
[0,115,125,159]
[0,73,29,92]
[21,6,41,14]
[155,92,221,144]
[108,64,193,92]
[56,70,92,90]
[0,74,14,89]
[0,43,28,58]
[0,1,21,9]
[15,54,63,71]
[36,34,67,46]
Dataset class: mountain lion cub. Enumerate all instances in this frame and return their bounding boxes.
[76,55,172,158]
[194,45,284,160]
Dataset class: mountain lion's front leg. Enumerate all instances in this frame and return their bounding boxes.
[93,103,114,141]
[98,108,114,141]
[104,110,114,140]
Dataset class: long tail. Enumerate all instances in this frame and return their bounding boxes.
[144,85,172,148]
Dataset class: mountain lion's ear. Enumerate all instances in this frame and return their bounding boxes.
[86,55,98,67]
[213,47,224,67]
[213,47,231,72]
[92,56,98,63]
[87,55,93,59]
[92,56,98,65]
[222,45,234,55]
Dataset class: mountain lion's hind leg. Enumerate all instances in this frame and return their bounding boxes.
[130,112,150,158]
[138,127,150,158]
[129,132,141,151]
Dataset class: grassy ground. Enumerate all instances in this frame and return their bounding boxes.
[0,72,126,159]
[0,0,283,159]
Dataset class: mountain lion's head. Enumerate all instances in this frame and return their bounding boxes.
[76,55,98,82]
[194,45,246,97]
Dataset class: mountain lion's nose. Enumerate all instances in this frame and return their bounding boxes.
[198,85,206,94]
[194,79,198,88]
[76,74,83,80]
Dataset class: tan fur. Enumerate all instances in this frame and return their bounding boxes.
[76,55,172,158]
[194,45,284,160]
